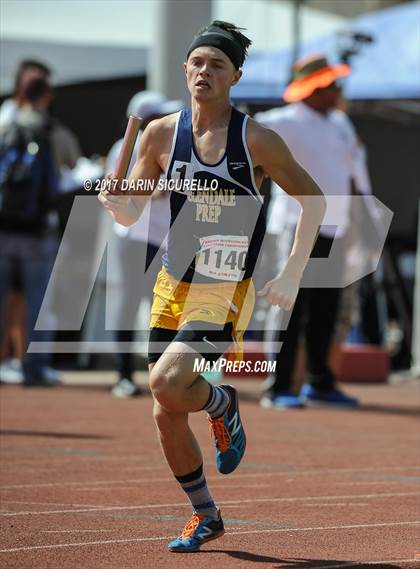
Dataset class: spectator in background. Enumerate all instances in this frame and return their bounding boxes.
[106,91,182,398]
[256,54,376,409]
[0,71,58,385]
[0,60,82,385]
[0,60,81,170]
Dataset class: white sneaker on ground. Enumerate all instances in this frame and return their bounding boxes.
[0,359,24,384]
[112,378,141,398]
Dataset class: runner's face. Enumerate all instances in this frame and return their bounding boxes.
[184,46,241,101]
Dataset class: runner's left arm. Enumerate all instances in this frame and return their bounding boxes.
[248,120,327,309]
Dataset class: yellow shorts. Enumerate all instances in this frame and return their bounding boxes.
[149,266,255,361]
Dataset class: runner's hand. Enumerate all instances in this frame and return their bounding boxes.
[98,174,133,223]
[97,173,128,214]
[257,270,300,310]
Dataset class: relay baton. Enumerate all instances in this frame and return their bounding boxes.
[111,115,142,193]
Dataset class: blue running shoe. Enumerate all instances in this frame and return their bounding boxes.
[260,393,304,409]
[300,384,359,408]
[209,384,246,475]
[272,393,305,409]
[168,509,225,552]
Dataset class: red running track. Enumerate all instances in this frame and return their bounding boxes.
[0,377,419,569]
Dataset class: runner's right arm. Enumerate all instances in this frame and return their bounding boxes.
[98,119,164,226]
[248,119,327,310]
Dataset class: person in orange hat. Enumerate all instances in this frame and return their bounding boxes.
[283,54,351,105]
[256,54,373,409]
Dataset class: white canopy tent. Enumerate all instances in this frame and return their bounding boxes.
[0,0,346,98]
[0,39,148,96]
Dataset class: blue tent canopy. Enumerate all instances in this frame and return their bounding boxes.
[232,2,420,102]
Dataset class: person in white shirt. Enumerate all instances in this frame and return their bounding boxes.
[256,54,373,409]
[106,91,182,398]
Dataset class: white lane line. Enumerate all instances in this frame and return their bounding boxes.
[75,487,146,492]
[0,469,59,474]
[40,526,246,535]
[335,480,419,486]
[304,503,369,507]
[74,483,272,492]
[1,500,106,508]
[0,521,417,553]
[0,456,160,465]
[42,530,116,533]
[308,560,418,569]
[1,465,418,490]
[0,492,417,518]
[211,484,272,489]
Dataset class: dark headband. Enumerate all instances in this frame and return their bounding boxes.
[187,26,244,69]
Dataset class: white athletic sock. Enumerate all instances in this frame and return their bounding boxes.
[203,384,230,419]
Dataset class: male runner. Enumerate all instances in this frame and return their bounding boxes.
[99,21,326,553]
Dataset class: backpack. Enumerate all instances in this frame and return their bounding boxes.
[0,116,56,230]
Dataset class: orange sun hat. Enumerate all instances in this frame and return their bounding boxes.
[283,54,351,103]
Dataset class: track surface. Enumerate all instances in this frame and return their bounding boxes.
[0,377,419,569]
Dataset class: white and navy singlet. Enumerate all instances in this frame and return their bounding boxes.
[162,106,266,284]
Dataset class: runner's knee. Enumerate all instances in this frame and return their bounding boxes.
[149,368,183,410]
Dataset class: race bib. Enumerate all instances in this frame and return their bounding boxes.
[195,234,249,281]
